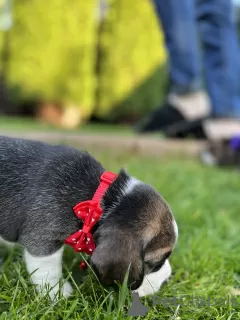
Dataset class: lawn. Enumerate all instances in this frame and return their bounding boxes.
[0,148,239,319]
[0,116,133,136]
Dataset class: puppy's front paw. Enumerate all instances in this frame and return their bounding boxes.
[60,280,73,298]
[50,280,73,300]
[134,259,172,297]
[37,280,73,300]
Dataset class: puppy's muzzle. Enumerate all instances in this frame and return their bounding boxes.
[90,261,144,290]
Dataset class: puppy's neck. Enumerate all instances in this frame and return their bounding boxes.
[92,169,141,231]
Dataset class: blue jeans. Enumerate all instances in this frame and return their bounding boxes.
[153,0,240,118]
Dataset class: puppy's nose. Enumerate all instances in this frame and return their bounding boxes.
[128,277,144,290]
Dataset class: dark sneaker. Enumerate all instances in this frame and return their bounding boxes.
[134,101,207,139]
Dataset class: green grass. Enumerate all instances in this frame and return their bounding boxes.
[0,116,133,136]
[0,150,240,319]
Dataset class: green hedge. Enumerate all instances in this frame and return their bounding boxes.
[5,0,98,119]
[0,0,167,122]
[95,0,167,121]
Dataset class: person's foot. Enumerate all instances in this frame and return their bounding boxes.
[200,138,240,167]
[134,91,210,139]
[200,119,240,167]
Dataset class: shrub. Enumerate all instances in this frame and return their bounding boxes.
[1,0,168,124]
[5,0,98,125]
[95,0,167,122]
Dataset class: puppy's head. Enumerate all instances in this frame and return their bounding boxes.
[90,170,178,290]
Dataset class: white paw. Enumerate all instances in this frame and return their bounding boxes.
[37,280,73,300]
[134,259,172,297]
[59,280,73,298]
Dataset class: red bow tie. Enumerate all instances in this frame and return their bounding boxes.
[65,171,117,269]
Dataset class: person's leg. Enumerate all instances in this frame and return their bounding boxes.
[197,0,240,119]
[154,0,202,95]
[196,0,240,143]
[135,0,210,136]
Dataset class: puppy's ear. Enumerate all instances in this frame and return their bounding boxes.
[90,228,144,290]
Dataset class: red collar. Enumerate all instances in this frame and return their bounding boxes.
[64,171,117,269]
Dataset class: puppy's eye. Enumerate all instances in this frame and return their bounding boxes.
[145,260,165,273]
[145,251,172,273]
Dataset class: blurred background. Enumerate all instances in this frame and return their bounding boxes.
[0,0,168,129]
[0,0,239,130]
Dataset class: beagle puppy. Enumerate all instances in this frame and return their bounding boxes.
[0,136,178,299]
